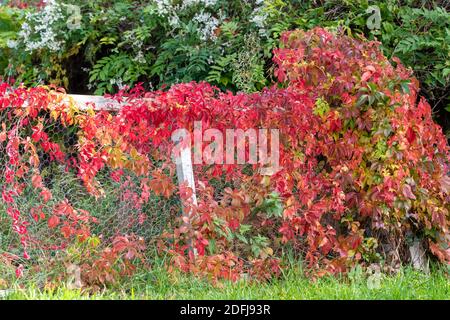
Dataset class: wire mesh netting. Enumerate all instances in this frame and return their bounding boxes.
[0,91,183,280]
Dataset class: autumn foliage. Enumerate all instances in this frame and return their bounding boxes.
[0,28,448,285]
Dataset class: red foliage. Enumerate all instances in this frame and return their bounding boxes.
[0,28,448,283]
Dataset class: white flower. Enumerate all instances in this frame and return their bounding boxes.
[16,0,66,52]
[180,0,218,10]
[116,79,125,90]
[6,40,18,49]
[154,0,172,16]
[249,0,268,30]
[155,0,219,18]
[168,15,180,28]
[258,28,268,37]
[133,51,146,64]
[110,78,125,89]
[193,11,219,41]
[250,14,266,28]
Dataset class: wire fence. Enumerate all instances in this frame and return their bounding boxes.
[0,94,184,273]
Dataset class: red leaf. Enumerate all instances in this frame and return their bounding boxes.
[149,171,176,198]
[48,215,60,229]
[40,188,52,203]
[15,265,24,278]
[31,128,42,142]
[361,71,372,82]
[2,189,14,203]
[406,127,416,144]
[32,174,43,189]
[440,175,450,194]
[429,241,448,263]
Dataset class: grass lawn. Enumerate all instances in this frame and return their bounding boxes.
[3,263,449,300]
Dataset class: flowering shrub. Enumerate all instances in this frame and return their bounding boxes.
[4,0,271,94]
[0,28,448,285]
[3,1,448,137]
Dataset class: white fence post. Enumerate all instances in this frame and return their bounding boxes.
[172,130,197,206]
[171,129,198,256]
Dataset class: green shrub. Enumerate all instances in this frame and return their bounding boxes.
[2,0,449,133]
[0,6,23,76]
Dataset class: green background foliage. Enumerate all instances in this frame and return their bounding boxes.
[0,0,449,133]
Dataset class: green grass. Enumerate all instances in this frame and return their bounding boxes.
[3,263,449,300]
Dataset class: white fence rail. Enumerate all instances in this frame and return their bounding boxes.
[68,94,124,111]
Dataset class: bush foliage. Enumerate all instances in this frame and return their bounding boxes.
[1,0,449,134]
[0,28,448,286]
